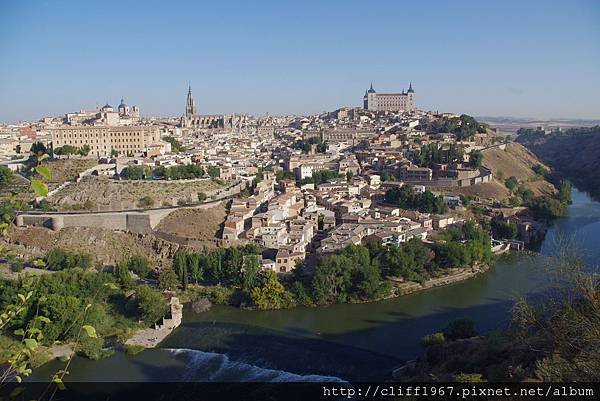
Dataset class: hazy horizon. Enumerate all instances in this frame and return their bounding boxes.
[1,0,599,123]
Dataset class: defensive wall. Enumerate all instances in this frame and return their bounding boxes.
[16,200,224,234]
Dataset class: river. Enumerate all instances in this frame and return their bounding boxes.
[32,188,600,382]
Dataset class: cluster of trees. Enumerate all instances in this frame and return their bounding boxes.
[432,223,492,269]
[413,144,464,167]
[423,114,487,141]
[53,144,91,158]
[301,169,341,185]
[162,224,490,310]
[172,245,263,288]
[44,248,93,271]
[171,245,295,309]
[491,219,518,239]
[380,170,393,182]
[514,180,571,221]
[154,164,205,180]
[0,165,13,189]
[275,170,295,181]
[309,245,391,305]
[121,164,207,181]
[469,150,483,168]
[163,136,186,153]
[504,176,518,192]
[526,195,568,220]
[291,136,327,154]
[385,185,448,214]
[0,266,168,363]
[532,163,550,177]
[301,223,491,306]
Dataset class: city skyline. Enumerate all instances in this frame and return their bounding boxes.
[1,0,599,122]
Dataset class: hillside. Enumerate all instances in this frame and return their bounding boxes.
[154,205,227,249]
[481,142,556,197]
[433,142,555,201]
[4,226,179,267]
[49,175,222,211]
[517,127,600,200]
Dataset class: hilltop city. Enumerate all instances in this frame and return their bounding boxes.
[0,82,567,276]
[0,81,575,364]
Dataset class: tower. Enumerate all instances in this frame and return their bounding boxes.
[406,82,415,111]
[185,85,196,117]
[364,82,377,111]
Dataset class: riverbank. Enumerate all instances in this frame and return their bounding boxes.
[125,297,183,348]
[393,264,489,296]
[29,187,600,383]
[174,262,492,312]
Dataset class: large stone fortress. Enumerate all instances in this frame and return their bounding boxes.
[363,82,415,112]
[50,125,160,157]
[180,86,246,129]
[49,99,161,157]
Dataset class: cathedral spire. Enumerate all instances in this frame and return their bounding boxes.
[185,84,196,117]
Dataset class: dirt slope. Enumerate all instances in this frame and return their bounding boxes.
[482,143,555,196]
[155,205,226,247]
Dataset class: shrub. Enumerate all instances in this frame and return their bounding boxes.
[45,248,92,271]
[138,196,154,208]
[126,255,152,279]
[454,373,485,382]
[443,318,478,340]
[158,268,179,291]
[420,332,446,347]
[124,344,145,355]
[76,335,114,360]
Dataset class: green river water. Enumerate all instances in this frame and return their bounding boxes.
[32,188,600,382]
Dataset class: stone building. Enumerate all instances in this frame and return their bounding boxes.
[363,82,415,112]
[49,125,160,157]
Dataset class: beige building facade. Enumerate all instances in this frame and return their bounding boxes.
[50,125,160,156]
[363,83,415,112]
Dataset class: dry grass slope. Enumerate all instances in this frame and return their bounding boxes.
[154,205,227,248]
[482,142,555,197]
[50,176,222,210]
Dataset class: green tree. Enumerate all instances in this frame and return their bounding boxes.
[0,166,13,189]
[163,136,186,153]
[135,285,168,324]
[207,166,220,178]
[197,192,207,202]
[78,144,91,156]
[126,255,152,278]
[469,150,483,168]
[443,318,478,340]
[491,220,518,239]
[250,270,293,310]
[504,176,518,192]
[174,250,188,290]
[158,268,179,291]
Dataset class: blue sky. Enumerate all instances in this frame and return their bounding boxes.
[0,0,599,122]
